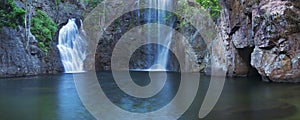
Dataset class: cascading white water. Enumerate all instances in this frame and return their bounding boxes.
[57,18,87,73]
[145,0,174,71]
[157,0,174,71]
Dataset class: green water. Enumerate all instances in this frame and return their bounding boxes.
[0,72,299,120]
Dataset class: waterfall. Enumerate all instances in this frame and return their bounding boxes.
[57,18,87,73]
[142,0,175,71]
[156,0,174,71]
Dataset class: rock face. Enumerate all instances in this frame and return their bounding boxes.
[0,0,85,77]
[93,9,184,71]
[208,0,259,77]
[251,1,300,82]
[91,0,215,72]
[0,25,66,77]
[0,27,46,77]
[212,0,300,82]
[36,0,82,24]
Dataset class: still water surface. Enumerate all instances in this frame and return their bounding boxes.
[0,72,299,120]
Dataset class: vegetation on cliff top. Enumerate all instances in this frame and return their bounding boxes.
[0,0,57,53]
[0,0,26,29]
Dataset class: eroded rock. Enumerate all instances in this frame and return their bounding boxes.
[0,27,44,77]
[214,0,300,82]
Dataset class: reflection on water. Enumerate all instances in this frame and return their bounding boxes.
[0,72,299,120]
[99,72,180,113]
[0,74,93,120]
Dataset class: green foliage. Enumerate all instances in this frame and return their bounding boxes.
[55,0,62,6]
[196,0,221,21]
[0,0,26,28]
[84,0,103,10]
[31,10,57,53]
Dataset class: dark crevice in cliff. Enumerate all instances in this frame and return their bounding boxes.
[229,25,241,36]
[215,0,300,82]
[237,47,259,77]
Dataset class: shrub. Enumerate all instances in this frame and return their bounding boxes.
[31,10,57,53]
[196,0,221,21]
[0,0,26,28]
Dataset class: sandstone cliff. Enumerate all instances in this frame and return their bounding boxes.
[210,0,300,82]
